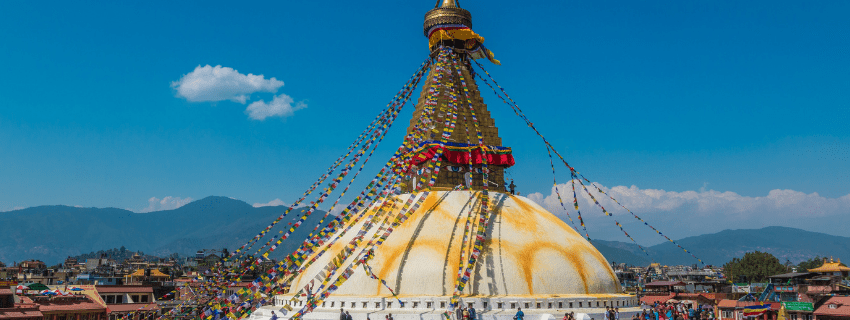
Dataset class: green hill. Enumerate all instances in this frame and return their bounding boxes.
[0,196,330,264]
[589,226,850,267]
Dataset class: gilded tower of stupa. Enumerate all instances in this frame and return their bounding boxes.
[405,0,511,191]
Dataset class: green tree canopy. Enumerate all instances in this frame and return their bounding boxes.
[797,256,825,271]
[723,251,788,283]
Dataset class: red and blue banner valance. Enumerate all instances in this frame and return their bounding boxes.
[407,141,515,167]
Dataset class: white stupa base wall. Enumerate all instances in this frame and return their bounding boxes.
[249,305,642,320]
[249,295,641,320]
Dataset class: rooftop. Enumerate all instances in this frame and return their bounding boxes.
[35,299,105,313]
[814,296,850,316]
[95,286,153,293]
[106,303,159,312]
[125,269,169,278]
[0,306,43,319]
[717,300,780,310]
[769,272,815,279]
[808,260,850,273]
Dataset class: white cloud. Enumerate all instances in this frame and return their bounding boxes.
[171,65,284,104]
[528,181,850,244]
[253,199,287,208]
[245,94,307,120]
[139,196,193,213]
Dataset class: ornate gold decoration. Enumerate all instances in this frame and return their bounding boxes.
[423,0,472,36]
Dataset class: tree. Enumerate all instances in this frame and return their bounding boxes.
[797,256,825,271]
[723,251,788,283]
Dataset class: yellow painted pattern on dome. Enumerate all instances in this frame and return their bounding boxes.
[284,191,620,298]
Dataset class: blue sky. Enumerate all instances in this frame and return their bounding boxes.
[1,0,848,244]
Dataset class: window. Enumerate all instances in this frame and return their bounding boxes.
[441,302,446,308]
[362,302,368,308]
[427,302,433,308]
[790,314,798,320]
[579,302,582,308]
[524,303,530,309]
[350,302,355,308]
[596,301,600,307]
[483,302,488,308]
[330,302,335,307]
[140,295,148,303]
[805,314,813,320]
[548,303,552,309]
[387,302,392,308]
[115,295,123,304]
[569,302,573,308]
[132,295,140,303]
[376,303,381,308]
[510,303,515,309]
[497,303,503,309]
[106,295,116,304]
[413,302,419,308]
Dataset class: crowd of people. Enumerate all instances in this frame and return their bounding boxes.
[634,302,715,320]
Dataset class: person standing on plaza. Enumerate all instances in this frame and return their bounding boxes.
[515,308,524,320]
[469,305,477,320]
[340,309,346,320]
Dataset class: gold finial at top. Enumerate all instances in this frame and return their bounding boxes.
[424,0,472,36]
[436,0,460,8]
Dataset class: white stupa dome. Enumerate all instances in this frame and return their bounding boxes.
[285,191,620,298]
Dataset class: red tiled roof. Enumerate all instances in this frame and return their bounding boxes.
[37,301,106,313]
[106,304,160,312]
[814,296,850,316]
[0,308,43,319]
[640,294,676,305]
[95,286,153,293]
[0,288,12,295]
[717,300,738,309]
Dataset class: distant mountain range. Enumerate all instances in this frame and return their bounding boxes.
[2,197,848,267]
[0,196,329,265]
[592,226,850,266]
